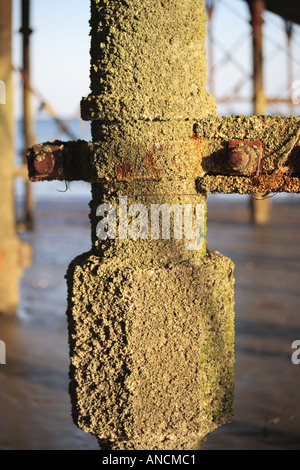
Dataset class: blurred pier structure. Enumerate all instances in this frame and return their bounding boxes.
[20,0,35,230]
[0,0,82,316]
[206,0,300,116]
[206,0,300,225]
[16,0,79,231]
[0,0,30,317]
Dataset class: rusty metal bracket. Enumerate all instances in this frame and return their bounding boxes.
[26,116,300,194]
[26,140,94,182]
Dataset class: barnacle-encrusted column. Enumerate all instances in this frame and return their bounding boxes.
[66,0,235,450]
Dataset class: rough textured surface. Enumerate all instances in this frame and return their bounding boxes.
[64,0,236,450]
[82,0,215,123]
[67,250,235,450]
[27,115,299,186]
[90,181,207,264]
[196,175,300,195]
[194,115,300,177]
[84,0,217,199]
[194,116,300,194]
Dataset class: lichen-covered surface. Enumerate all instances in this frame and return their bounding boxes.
[194,115,300,173]
[83,0,217,192]
[88,115,300,185]
[67,250,235,450]
[27,115,299,188]
[65,0,236,450]
[90,122,205,183]
[194,116,300,194]
[82,0,215,123]
[196,175,300,195]
[2,193,300,451]
[90,180,207,264]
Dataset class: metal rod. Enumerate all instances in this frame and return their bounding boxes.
[249,0,271,226]
[249,0,266,115]
[285,21,295,116]
[20,0,35,230]
[206,1,215,96]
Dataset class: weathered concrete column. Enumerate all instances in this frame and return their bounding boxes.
[0,0,30,316]
[66,0,235,450]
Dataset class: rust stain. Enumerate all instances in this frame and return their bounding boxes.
[197,173,300,195]
[146,152,155,166]
[33,153,56,175]
[115,162,134,180]
[249,173,300,194]
[189,135,206,176]
[146,143,163,180]
[170,157,180,173]
[228,139,262,150]
[253,174,300,193]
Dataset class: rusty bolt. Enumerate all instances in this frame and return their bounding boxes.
[229,146,256,172]
[31,144,64,179]
[228,140,262,176]
[33,146,55,175]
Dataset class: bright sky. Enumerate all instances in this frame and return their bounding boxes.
[12,0,300,119]
[13,0,91,119]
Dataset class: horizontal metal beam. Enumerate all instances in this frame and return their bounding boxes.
[26,115,300,193]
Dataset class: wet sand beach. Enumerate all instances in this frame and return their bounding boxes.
[0,190,300,450]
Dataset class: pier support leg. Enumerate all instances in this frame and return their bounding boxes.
[65,0,235,449]
[0,0,30,316]
[249,0,271,225]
